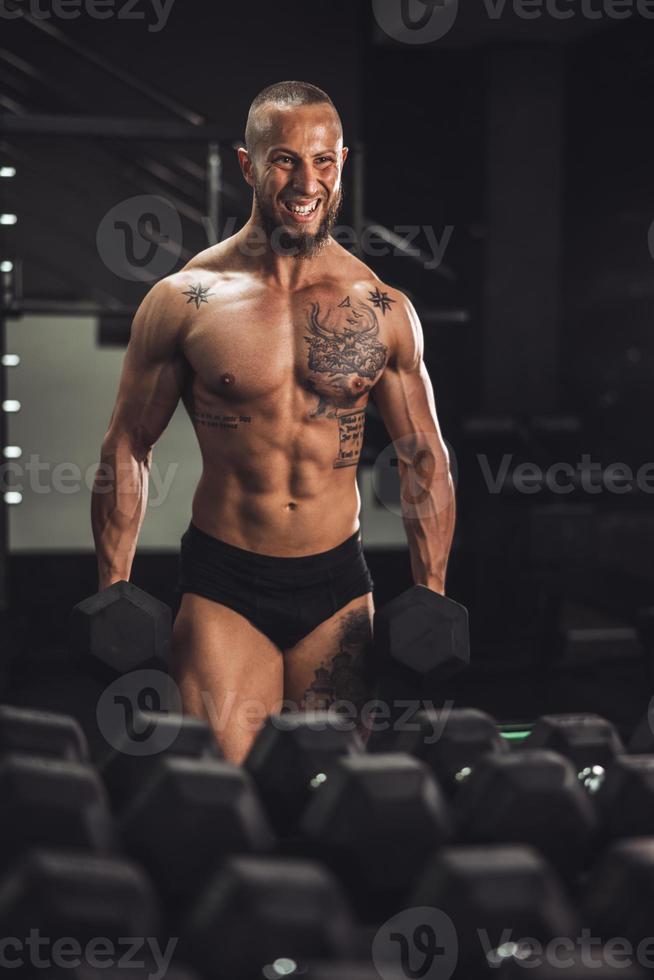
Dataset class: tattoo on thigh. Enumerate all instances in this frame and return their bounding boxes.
[301,608,373,712]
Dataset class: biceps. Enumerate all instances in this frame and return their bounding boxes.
[104,348,187,452]
[374,370,451,494]
[374,361,442,437]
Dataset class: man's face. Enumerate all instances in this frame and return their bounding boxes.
[244,103,347,258]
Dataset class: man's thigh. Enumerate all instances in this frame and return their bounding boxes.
[171,593,285,763]
[282,593,375,718]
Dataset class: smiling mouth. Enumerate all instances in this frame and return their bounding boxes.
[283,199,320,215]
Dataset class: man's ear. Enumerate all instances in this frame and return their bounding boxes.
[237,146,255,187]
[341,145,349,168]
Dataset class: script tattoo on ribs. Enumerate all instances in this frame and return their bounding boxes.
[192,411,252,431]
[305,296,388,428]
[335,408,366,469]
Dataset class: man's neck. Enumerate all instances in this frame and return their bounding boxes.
[235,214,332,290]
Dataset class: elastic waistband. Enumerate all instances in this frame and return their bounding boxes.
[183,521,363,574]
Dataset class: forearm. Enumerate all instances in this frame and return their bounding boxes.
[398,451,456,595]
[91,440,150,591]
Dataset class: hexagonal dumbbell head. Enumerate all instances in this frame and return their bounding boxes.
[245,711,364,835]
[0,705,89,762]
[70,581,171,678]
[522,713,625,787]
[373,585,470,681]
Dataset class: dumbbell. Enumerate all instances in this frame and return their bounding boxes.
[0,754,115,873]
[367,707,508,795]
[179,855,357,980]
[244,711,364,835]
[70,580,171,681]
[520,713,625,794]
[455,750,599,878]
[0,848,159,949]
[369,586,470,730]
[0,704,89,762]
[67,581,176,760]
[409,843,578,975]
[100,709,221,812]
[295,752,453,923]
[119,753,274,920]
[628,702,654,753]
[594,755,654,841]
[0,849,203,980]
[584,838,654,951]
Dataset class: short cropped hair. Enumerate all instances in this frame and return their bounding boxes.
[245,80,342,154]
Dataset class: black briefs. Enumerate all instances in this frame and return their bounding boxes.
[176,522,374,650]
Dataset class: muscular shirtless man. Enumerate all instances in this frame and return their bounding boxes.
[91,81,456,764]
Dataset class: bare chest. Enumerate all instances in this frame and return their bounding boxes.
[181,286,392,417]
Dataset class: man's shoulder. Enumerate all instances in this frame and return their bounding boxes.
[142,245,236,316]
[177,240,239,293]
[324,247,414,324]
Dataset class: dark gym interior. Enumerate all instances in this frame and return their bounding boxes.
[1,1,654,977]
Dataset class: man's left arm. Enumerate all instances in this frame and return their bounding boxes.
[370,291,456,595]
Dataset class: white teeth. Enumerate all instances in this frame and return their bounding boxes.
[286,200,318,214]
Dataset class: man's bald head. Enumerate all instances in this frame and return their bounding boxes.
[244,80,343,157]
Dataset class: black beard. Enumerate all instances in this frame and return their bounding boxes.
[253,184,343,259]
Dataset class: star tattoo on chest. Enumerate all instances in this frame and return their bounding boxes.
[368,287,395,315]
[182,282,213,309]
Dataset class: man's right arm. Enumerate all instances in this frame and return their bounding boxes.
[91,277,188,591]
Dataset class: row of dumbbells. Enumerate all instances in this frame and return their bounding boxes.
[2,700,654,978]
